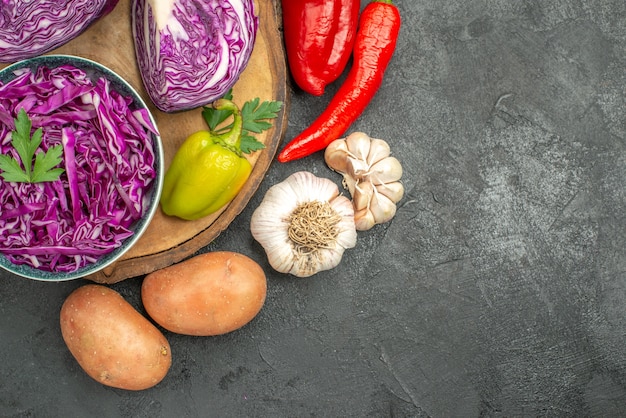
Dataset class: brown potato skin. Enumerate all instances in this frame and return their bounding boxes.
[59,284,171,391]
[141,251,267,336]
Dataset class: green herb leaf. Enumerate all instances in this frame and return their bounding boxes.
[223,90,234,101]
[240,133,268,154]
[0,154,31,182]
[12,109,41,178]
[31,145,65,183]
[201,93,283,155]
[201,89,237,131]
[241,98,283,133]
[0,109,65,184]
[201,106,233,132]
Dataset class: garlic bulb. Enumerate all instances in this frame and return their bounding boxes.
[324,132,404,231]
[250,171,357,277]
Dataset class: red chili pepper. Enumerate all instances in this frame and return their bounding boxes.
[281,0,360,96]
[278,0,401,163]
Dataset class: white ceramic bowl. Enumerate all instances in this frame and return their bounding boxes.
[0,55,164,281]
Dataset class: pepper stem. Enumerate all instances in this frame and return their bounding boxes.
[211,99,244,155]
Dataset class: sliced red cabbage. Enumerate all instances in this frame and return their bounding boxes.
[132,0,258,112]
[0,65,158,273]
[0,0,120,63]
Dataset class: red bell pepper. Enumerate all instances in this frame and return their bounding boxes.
[281,0,360,96]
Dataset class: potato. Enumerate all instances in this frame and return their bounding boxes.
[59,284,171,391]
[141,251,267,336]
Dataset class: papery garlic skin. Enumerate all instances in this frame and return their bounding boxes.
[324,132,404,231]
[250,171,357,277]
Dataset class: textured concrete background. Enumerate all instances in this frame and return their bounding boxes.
[1,0,625,416]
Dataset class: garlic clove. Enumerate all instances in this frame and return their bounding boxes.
[368,156,403,185]
[251,190,296,222]
[336,223,358,249]
[376,181,404,203]
[370,192,397,224]
[366,138,391,166]
[324,139,350,174]
[289,170,340,204]
[266,241,299,274]
[354,207,376,231]
[250,209,296,275]
[346,155,370,179]
[289,254,318,278]
[352,180,374,212]
[330,193,357,218]
[290,246,344,277]
[345,131,371,161]
[250,206,292,244]
[341,174,357,197]
[331,196,358,249]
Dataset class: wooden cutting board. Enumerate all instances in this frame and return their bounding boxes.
[0,0,289,283]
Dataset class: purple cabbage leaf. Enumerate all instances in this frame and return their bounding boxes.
[0,65,158,273]
[132,0,258,112]
[0,0,120,63]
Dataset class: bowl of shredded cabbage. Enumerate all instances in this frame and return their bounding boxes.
[0,55,164,281]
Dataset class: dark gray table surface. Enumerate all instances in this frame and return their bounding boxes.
[2,1,625,416]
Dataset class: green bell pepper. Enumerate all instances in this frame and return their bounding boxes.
[160,99,253,221]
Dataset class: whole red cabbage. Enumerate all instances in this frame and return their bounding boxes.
[0,0,120,63]
[0,64,158,273]
[132,0,258,112]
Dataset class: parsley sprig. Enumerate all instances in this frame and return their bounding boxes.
[201,91,283,154]
[0,109,65,183]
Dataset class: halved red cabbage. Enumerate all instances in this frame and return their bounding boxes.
[0,65,158,273]
[0,0,120,63]
[132,0,258,112]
